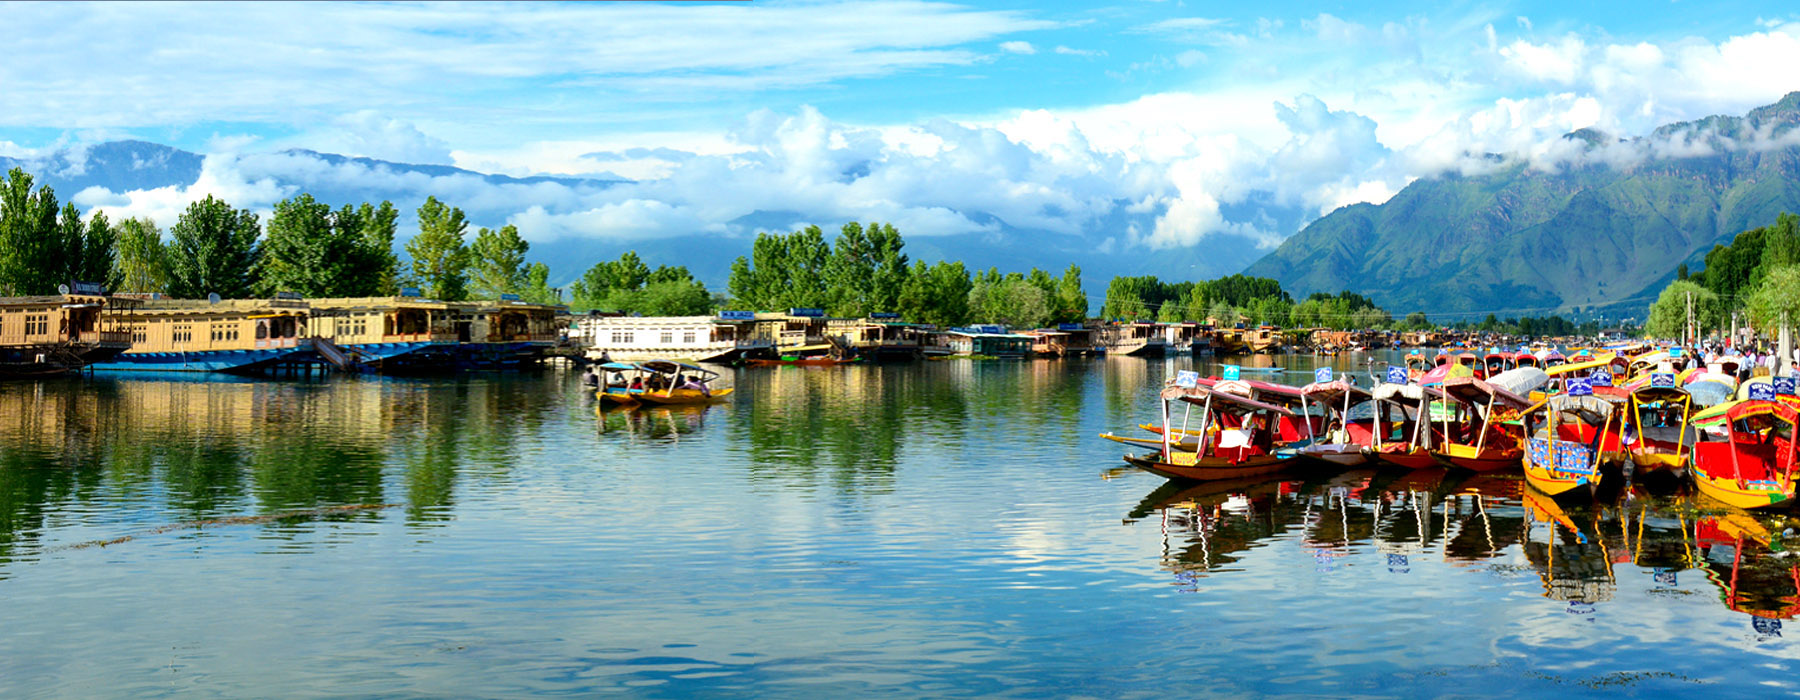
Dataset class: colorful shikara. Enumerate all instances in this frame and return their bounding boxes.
[595,360,733,407]
[1298,379,1374,466]
[1433,376,1533,471]
[1520,393,1623,497]
[1120,381,1305,481]
[1366,382,1450,469]
[1625,374,1697,476]
[1690,395,1800,509]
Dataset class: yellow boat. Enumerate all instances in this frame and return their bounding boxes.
[594,359,733,406]
[1519,393,1624,497]
[1689,395,1800,509]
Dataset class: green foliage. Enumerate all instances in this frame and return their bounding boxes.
[406,197,470,301]
[1055,265,1087,322]
[468,224,530,299]
[1695,226,1767,300]
[968,268,1053,328]
[519,262,558,304]
[259,194,402,298]
[1403,311,1430,330]
[334,201,402,296]
[167,194,262,299]
[897,260,971,327]
[0,168,67,295]
[569,251,708,315]
[1644,280,1721,339]
[113,218,170,294]
[1747,265,1800,334]
[728,225,831,310]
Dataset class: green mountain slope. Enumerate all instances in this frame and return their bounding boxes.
[1244,92,1800,317]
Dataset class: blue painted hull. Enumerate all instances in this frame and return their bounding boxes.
[89,346,314,374]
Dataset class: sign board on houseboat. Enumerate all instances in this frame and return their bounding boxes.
[719,310,755,321]
[500,293,521,301]
[788,308,825,318]
[400,287,422,297]
[1057,323,1083,331]
[975,325,1004,334]
[870,312,901,320]
[275,291,303,300]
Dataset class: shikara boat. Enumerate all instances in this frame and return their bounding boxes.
[1432,376,1533,471]
[1521,393,1624,497]
[1625,376,1697,476]
[1366,382,1450,469]
[1690,396,1800,509]
[1120,382,1305,481]
[595,360,733,406]
[1298,379,1374,466]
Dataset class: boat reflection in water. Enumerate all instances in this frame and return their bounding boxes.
[1123,470,1800,629]
[596,403,714,442]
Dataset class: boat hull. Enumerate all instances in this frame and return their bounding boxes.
[1691,470,1795,509]
[89,346,315,374]
[1123,452,1291,481]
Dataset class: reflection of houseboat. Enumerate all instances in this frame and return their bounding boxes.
[0,290,135,376]
[90,297,313,373]
[573,312,768,363]
[1102,322,1168,357]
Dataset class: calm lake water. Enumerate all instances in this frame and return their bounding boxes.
[1,356,1796,697]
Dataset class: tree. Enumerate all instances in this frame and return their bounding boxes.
[824,222,875,316]
[0,168,62,295]
[113,218,170,294]
[406,196,469,300]
[519,262,558,304]
[570,252,651,310]
[335,201,401,296]
[469,224,530,299]
[1404,311,1430,330]
[167,195,261,299]
[1747,265,1800,336]
[867,222,909,314]
[80,211,116,289]
[1055,265,1087,323]
[1644,280,1721,340]
[258,193,339,296]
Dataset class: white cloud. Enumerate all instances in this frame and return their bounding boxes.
[301,111,454,165]
[1000,41,1036,55]
[1053,46,1106,57]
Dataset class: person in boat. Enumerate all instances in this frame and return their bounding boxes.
[628,377,645,392]
[608,372,627,389]
[583,367,600,387]
[680,375,712,397]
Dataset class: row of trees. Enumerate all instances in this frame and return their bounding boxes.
[1650,212,1800,339]
[1096,274,1396,330]
[720,223,1087,328]
[0,166,560,303]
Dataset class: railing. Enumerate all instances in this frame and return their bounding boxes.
[382,333,454,343]
[79,330,132,344]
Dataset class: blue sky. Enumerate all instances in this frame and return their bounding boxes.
[3,0,1798,274]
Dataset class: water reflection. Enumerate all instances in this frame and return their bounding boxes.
[1123,468,1800,629]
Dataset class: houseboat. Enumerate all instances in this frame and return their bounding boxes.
[1022,323,1101,357]
[0,289,135,376]
[1101,322,1169,357]
[943,327,1033,358]
[827,315,931,360]
[90,296,314,374]
[574,312,769,363]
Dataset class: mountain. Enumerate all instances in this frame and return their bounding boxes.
[1243,92,1800,318]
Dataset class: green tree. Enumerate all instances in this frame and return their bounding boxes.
[0,168,63,295]
[113,218,170,294]
[335,201,402,296]
[569,252,651,310]
[468,224,530,299]
[1055,264,1087,323]
[824,222,875,316]
[1404,311,1429,330]
[729,226,831,310]
[80,211,116,289]
[258,194,339,296]
[167,194,262,299]
[868,223,909,314]
[1644,279,1721,340]
[1747,265,1800,336]
[406,196,469,300]
[519,262,558,304]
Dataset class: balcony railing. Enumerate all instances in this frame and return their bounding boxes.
[79,330,132,344]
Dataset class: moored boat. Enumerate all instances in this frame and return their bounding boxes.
[595,359,734,406]
[1690,395,1800,509]
[1119,381,1305,481]
[1520,393,1624,497]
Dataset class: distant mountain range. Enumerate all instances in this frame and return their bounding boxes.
[1244,92,1800,320]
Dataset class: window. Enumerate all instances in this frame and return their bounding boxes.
[683,331,696,344]
[24,314,48,336]
[172,323,193,344]
[660,331,674,344]
[611,331,631,344]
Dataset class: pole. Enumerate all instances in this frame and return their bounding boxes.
[1782,310,1793,378]
[1685,291,1693,346]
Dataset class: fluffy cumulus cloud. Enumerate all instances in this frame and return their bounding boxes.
[34,11,1800,274]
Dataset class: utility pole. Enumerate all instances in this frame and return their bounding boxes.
[1685,291,1694,346]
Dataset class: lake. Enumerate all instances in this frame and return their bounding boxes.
[0,356,1794,697]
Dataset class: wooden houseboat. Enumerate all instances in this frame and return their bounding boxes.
[574,312,769,364]
[1101,322,1168,357]
[1022,323,1101,357]
[0,290,135,376]
[827,316,931,360]
[90,296,313,374]
[944,327,1032,358]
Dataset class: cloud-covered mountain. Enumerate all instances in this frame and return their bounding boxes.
[1243,92,1800,319]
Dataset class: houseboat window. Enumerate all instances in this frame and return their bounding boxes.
[25,314,48,336]
[256,322,269,340]
[660,331,674,344]
[683,331,696,344]
[611,331,631,344]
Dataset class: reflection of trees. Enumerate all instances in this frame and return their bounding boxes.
[732,364,970,494]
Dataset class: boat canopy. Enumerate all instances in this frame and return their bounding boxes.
[1440,376,1532,410]
[1300,380,1373,406]
[641,359,718,378]
[1692,398,1800,429]
[596,361,642,371]
[1489,367,1549,397]
[1686,381,1735,408]
[1372,382,1446,406]
[1546,357,1611,377]
[1537,393,1621,426]
[1162,383,1299,416]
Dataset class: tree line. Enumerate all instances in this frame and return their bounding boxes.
[1097,274,1397,330]
[0,166,561,303]
[1649,212,1800,339]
